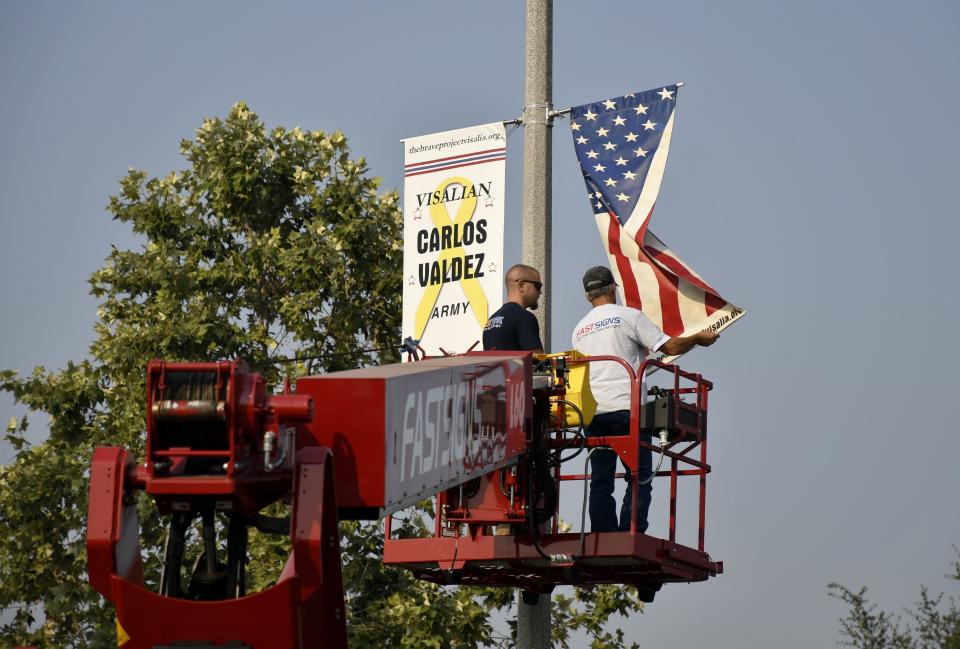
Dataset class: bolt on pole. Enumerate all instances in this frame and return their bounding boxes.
[517,0,553,646]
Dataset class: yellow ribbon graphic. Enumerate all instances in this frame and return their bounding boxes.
[415,176,489,340]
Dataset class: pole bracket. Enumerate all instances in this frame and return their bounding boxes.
[522,102,553,126]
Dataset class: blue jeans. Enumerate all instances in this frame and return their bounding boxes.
[587,410,652,533]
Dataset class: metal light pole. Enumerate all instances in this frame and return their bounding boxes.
[521,0,552,353]
[517,0,553,647]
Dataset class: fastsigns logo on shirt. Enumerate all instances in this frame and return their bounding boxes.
[574,316,623,341]
[484,315,504,331]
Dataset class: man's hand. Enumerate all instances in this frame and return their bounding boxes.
[660,329,720,356]
[696,330,719,347]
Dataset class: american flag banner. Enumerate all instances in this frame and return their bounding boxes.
[569,84,744,360]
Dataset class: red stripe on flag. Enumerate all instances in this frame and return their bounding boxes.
[606,212,642,309]
[705,291,726,315]
[652,266,684,336]
[643,243,727,317]
[644,246,721,297]
[633,231,684,336]
[635,204,656,238]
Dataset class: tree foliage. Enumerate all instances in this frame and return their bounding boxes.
[551,585,644,649]
[1,102,644,647]
[1,102,405,646]
[830,548,960,649]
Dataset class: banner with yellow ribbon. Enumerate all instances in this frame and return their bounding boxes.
[402,123,506,357]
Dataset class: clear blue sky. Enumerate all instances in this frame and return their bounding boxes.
[2,1,959,646]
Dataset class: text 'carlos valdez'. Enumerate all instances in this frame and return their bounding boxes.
[415,220,488,287]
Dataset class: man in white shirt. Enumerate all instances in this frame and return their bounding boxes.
[571,266,718,535]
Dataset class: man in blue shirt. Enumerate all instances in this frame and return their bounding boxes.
[482,264,544,353]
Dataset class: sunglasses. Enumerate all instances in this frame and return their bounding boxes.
[517,279,543,291]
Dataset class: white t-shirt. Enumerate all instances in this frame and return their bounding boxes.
[571,303,670,414]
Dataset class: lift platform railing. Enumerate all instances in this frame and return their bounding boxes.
[382,353,721,592]
[547,355,713,552]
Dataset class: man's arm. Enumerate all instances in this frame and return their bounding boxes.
[658,330,719,356]
[518,311,545,353]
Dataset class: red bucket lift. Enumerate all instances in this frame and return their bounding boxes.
[85,352,720,647]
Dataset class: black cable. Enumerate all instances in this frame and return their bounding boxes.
[251,514,290,535]
[528,454,552,562]
[556,429,587,465]
[251,344,404,367]
[549,400,587,466]
[526,396,558,561]
[248,336,423,371]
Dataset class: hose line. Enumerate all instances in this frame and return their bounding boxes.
[635,430,670,487]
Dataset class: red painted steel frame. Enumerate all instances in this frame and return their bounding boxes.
[383,357,721,591]
[143,359,313,516]
[295,353,531,519]
[87,446,347,649]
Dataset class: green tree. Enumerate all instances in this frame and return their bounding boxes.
[830,548,960,649]
[1,102,643,648]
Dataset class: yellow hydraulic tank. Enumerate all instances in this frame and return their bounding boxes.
[542,350,597,428]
